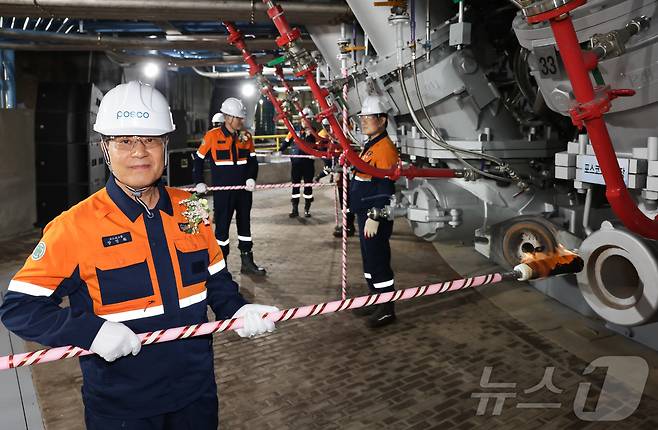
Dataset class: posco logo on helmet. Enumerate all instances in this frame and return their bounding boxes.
[116,110,150,120]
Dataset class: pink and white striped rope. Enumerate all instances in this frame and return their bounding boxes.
[341,63,349,301]
[277,154,331,159]
[179,182,336,192]
[341,167,349,300]
[332,173,339,227]
[0,272,511,371]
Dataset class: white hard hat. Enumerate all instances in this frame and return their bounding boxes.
[212,112,224,124]
[322,118,330,126]
[359,95,388,116]
[94,81,175,136]
[220,97,247,119]
[302,106,314,119]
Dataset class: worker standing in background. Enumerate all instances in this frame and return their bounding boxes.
[0,81,279,429]
[350,95,400,328]
[210,112,224,129]
[280,107,317,218]
[194,97,266,276]
[315,117,355,237]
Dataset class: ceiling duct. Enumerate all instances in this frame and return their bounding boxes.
[0,1,352,24]
[106,51,274,67]
[0,28,315,52]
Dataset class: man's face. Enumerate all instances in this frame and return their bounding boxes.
[224,115,244,133]
[360,114,387,137]
[105,136,165,188]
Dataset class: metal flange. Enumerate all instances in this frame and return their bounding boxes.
[577,222,658,326]
[523,0,586,24]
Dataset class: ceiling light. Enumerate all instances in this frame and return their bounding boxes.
[241,82,256,98]
[143,62,160,79]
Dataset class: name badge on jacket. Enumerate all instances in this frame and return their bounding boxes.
[102,232,133,247]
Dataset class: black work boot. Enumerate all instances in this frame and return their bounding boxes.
[366,302,396,328]
[240,251,267,276]
[333,224,356,237]
[289,204,299,218]
[304,200,312,218]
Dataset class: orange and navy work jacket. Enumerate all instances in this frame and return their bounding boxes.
[0,176,247,419]
[193,125,258,186]
[349,132,400,212]
[280,129,315,166]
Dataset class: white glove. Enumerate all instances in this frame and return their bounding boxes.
[245,178,256,192]
[89,321,141,362]
[364,218,379,238]
[232,304,279,338]
[195,182,208,194]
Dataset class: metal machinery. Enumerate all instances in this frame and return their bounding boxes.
[302,0,658,350]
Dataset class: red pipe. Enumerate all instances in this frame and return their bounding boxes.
[223,21,328,159]
[273,65,332,146]
[260,0,457,181]
[224,21,262,75]
[547,14,658,240]
[263,85,329,158]
[550,17,595,101]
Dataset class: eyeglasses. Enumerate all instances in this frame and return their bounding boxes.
[107,136,165,152]
[359,115,382,121]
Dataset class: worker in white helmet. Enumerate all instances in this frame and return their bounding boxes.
[280,106,317,218]
[211,112,225,128]
[193,97,266,275]
[0,81,279,428]
[350,95,400,328]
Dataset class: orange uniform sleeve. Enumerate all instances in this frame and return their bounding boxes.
[0,216,106,349]
[9,219,78,297]
[244,131,259,180]
[196,130,214,160]
[194,130,215,183]
[247,133,256,154]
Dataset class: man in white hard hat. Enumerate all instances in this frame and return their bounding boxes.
[194,97,266,275]
[0,81,279,429]
[211,112,224,129]
[280,106,317,218]
[350,95,400,328]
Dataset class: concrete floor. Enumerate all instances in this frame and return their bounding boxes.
[2,186,658,429]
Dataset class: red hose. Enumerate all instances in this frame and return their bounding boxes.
[547,14,658,240]
[223,21,328,159]
[273,65,333,147]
